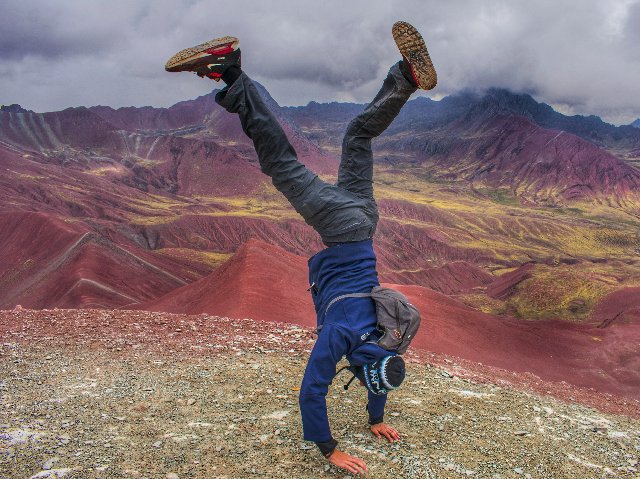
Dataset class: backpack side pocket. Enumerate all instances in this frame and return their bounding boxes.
[370,286,421,354]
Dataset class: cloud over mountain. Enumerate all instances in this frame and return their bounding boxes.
[0,0,639,123]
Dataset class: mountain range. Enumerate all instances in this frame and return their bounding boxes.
[1,85,639,398]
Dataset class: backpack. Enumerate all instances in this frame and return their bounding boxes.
[324,286,421,354]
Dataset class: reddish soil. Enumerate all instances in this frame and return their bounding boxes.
[151,215,323,256]
[590,286,640,327]
[379,261,494,295]
[393,283,640,400]
[374,220,494,268]
[487,263,536,299]
[0,211,202,310]
[140,239,317,328]
[1,308,638,423]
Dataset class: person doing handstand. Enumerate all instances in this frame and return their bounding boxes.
[165,21,436,475]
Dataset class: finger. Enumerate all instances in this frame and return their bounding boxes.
[346,462,365,475]
[384,426,399,439]
[342,462,359,475]
[352,457,369,472]
[373,429,382,438]
[383,427,396,440]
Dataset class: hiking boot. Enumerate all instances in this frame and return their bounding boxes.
[392,21,437,90]
[165,36,240,81]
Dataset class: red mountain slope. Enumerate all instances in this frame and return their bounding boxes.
[379,261,494,295]
[141,239,640,399]
[285,93,640,209]
[396,283,640,398]
[0,91,336,200]
[0,211,196,309]
[0,211,86,300]
[392,114,640,208]
[140,239,317,327]
[486,263,536,300]
[0,107,118,152]
[590,287,640,327]
[150,214,323,256]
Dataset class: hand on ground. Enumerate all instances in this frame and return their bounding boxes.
[328,449,368,475]
[370,422,401,442]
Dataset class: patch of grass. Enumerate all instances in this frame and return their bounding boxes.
[127,214,181,226]
[193,195,299,221]
[506,266,614,321]
[155,248,232,268]
[84,166,122,176]
[594,230,640,249]
[553,207,584,215]
[475,187,520,207]
[126,194,195,223]
[457,293,507,315]
[493,267,518,276]
[133,158,160,168]
[14,172,47,180]
[414,170,455,185]
[131,194,189,212]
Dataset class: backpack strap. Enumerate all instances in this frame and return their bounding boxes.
[324,292,372,318]
[336,365,358,391]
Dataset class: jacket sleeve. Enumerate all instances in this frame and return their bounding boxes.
[299,324,350,452]
[366,391,387,424]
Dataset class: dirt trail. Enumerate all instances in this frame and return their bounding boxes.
[1,309,639,479]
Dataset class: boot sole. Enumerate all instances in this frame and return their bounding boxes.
[392,21,437,90]
[165,36,239,72]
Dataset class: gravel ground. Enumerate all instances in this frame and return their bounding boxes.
[1,309,639,479]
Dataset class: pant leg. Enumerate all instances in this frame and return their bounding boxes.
[337,61,417,211]
[215,73,318,210]
[216,73,375,245]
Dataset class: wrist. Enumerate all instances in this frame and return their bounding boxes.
[366,401,385,426]
[368,415,384,425]
[316,438,338,458]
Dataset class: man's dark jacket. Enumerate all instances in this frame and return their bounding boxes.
[299,239,392,456]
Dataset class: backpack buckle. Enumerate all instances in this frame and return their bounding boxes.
[307,282,318,296]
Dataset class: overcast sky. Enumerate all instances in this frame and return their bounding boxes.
[1,0,639,124]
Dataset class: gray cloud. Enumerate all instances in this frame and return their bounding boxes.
[0,0,638,124]
[0,1,136,59]
[624,1,640,60]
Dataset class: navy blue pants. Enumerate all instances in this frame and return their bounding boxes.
[215,62,416,245]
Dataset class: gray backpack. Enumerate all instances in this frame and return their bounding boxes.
[324,286,421,354]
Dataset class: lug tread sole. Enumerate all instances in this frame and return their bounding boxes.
[165,36,239,72]
[392,21,437,90]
